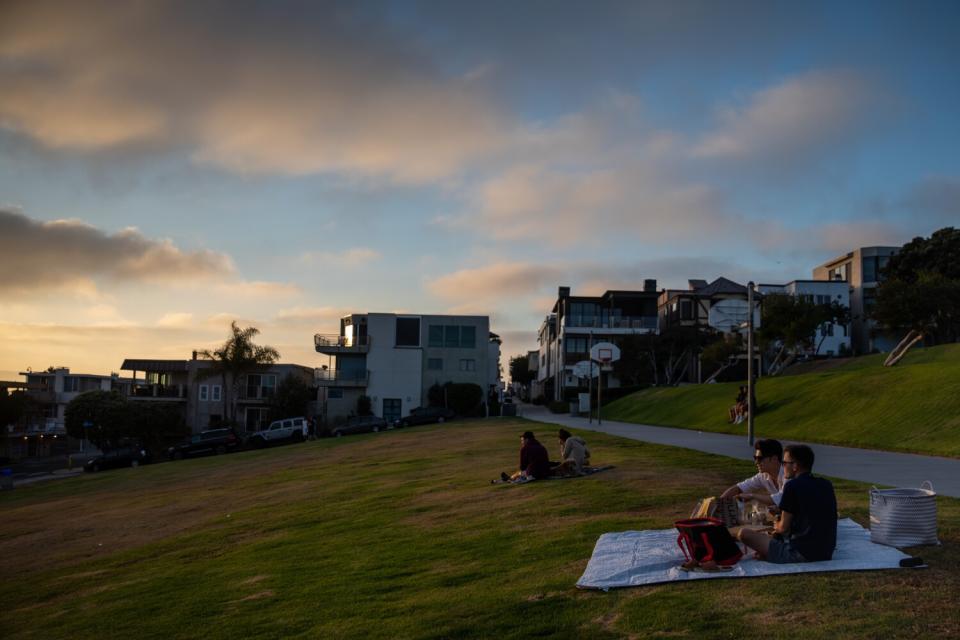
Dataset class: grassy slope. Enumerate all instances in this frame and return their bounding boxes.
[603,343,960,457]
[1,419,958,639]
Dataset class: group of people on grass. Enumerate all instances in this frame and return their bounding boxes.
[728,385,749,424]
[721,438,838,564]
[499,429,590,483]
[499,430,837,565]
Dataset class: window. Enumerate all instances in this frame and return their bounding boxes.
[211,385,221,402]
[816,295,830,305]
[199,385,209,401]
[564,337,587,353]
[428,325,444,347]
[245,407,269,432]
[460,325,476,348]
[383,398,402,423]
[680,300,693,321]
[428,358,443,370]
[445,325,460,348]
[396,317,421,347]
[63,377,79,392]
[828,263,849,282]
[822,323,834,337]
[328,388,343,399]
[246,374,277,399]
[459,359,476,372]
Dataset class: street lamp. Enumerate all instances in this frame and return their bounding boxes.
[746,281,756,446]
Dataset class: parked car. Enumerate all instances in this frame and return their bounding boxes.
[331,415,388,437]
[167,428,241,460]
[248,416,308,448]
[83,446,150,473]
[395,406,456,428]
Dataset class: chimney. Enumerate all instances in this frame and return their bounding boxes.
[558,286,570,298]
[644,279,657,292]
[192,350,197,360]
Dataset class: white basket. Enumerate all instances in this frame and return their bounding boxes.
[869,481,939,548]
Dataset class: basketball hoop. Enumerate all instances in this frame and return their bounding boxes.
[598,348,613,364]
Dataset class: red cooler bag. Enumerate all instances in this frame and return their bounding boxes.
[675,517,743,566]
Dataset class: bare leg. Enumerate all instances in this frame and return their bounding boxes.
[738,528,772,559]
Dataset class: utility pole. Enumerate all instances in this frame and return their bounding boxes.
[588,332,594,423]
[747,281,755,446]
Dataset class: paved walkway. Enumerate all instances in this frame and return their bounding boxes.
[519,404,960,498]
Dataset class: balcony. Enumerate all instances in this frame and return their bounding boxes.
[315,369,369,387]
[129,384,188,401]
[564,316,659,331]
[314,334,371,354]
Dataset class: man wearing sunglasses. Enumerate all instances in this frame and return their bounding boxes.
[720,438,785,507]
[738,444,838,563]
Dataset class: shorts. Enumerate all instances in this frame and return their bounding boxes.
[766,538,807,564]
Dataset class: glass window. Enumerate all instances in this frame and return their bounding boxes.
[199,385,209,401]
[862,257,877,283]
[428,358,443,370]
[680,300,693,320]
[428,325,444,347]
[459,359,476,372]
[328,388,343,399]
[211,385,221,402]
[396,317,421,347]
[445,325,460,348]
[460,325,476,348]
[63,377,80,392]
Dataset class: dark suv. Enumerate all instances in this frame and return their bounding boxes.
[395,406,455,428]
[167,428,242,460]
[331,416,388,437]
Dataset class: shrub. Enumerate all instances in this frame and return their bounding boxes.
[445,382,484,416]
[357,395,372,416]
[548,400,569,414]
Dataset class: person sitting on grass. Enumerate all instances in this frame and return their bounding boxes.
[720,438,785,507]
[729,386,747,423]
[737,444,837,563]
[500,431,550,483]
[551,429,590,477]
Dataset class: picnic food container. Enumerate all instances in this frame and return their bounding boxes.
[869,481,939,548]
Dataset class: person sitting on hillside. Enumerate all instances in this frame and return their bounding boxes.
[729,386,748,423]
[551,429,591,477]
[720,438,785,507]
[737,444,838,563]
[500,431,551,483]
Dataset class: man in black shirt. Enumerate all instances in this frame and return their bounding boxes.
[738,444,837,563]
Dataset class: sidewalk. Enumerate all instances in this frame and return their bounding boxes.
[520,404,960,498]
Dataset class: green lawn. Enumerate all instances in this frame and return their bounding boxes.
[1,419,957,639]
[603,343,960,457]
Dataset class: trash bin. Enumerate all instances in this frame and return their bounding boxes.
[1,468,13,491]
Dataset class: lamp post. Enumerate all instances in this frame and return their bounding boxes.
[747,281,755,446]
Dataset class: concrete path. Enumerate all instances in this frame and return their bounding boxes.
[519,404,960,498]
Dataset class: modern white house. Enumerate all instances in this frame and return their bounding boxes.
[757,280,851,356]
[812,246,901,354]
[314,313,499,424]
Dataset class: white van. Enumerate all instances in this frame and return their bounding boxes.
[249,416,308,446]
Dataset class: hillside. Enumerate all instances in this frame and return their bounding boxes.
[1,419,957,639]
[603,343,960,457]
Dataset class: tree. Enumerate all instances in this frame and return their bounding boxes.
[0,390,31,429]
[508,354,535,386]
[64,390,131,449]
[701,334,743,383]
[759,294,824,375]
[357,395,372,416]
[270,373,315,420]
[197,321,280,425]
[875,227,960,366]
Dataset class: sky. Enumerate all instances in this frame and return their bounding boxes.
[1,0,959,381]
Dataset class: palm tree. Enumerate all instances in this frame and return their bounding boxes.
[197,321,280,428]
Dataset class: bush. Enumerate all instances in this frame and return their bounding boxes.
[548,400,569,414]
[427,383,445,407]
[357,395,372,416]
[531,395,545,406]
[445,382,484,416]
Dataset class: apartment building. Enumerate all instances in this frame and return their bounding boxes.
[756,280,851,356]
[536,284,660,401]
[314,312,498,424]
[813,246,901,354]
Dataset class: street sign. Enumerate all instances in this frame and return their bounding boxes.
[573,360,600,378]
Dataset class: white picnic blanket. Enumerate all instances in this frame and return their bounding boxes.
[577,518,911,590]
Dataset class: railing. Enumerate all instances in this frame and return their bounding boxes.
[565,316,658,329]
[130,384,186,399]
[314,369,370,386]
[314,334,370,349]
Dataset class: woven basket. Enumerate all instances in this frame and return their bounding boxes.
[869,481,939,547]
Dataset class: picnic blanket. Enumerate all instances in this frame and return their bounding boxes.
[491,465,615,484]
[577,518,912,590]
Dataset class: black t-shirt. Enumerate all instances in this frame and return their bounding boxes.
[779,472,838,561]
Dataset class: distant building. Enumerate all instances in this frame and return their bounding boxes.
[813,246,901,354]
[536,284,660,401]
[314,313,497,425]
[658,277,761,335]
[756,280,851,356]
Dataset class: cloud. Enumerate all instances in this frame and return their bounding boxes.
[298,248,381,268]
[899,176,960,223]
[692,69,883,165]
[0,208,234,295]
[428,263,564,302]
[817,221,909,255]
[156,312,195,329]
[0,0,510,183]
[273,306,347,329]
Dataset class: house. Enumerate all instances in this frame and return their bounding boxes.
[812,246,901,354]
[756,280,851,357]
[314,313,497,424]
[119,355,316,434]
[2,368,131,459]
[537,284,660,402]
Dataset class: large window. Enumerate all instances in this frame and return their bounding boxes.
[862,256,891,283]
[564,337,588,353]
[63,377,80,392]
[245,374,277,399]
[428,324,477,348]
[396,317,421,347]
[428,325,444,347]
[827,263,849,282]
[680,300,693,321]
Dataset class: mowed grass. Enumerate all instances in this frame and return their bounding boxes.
[1,419,957,639]
[604,343,960,457]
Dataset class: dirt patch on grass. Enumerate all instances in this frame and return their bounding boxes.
[238,590,275,601]
[239,574,269,586]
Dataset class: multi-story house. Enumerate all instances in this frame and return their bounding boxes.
[531,314,556,401]
[812,246,901,354]
[537,284,660,401]
[120,355,316,433]
[756,280,851,356]
[314,313,497,424]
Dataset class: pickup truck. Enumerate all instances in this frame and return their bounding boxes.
[248,416,308,447]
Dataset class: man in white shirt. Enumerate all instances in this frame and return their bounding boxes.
[720,439,786,507]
